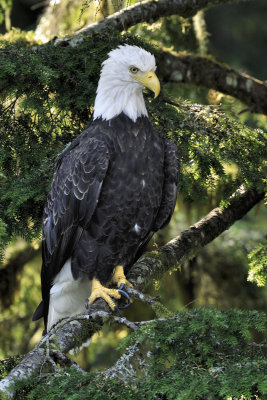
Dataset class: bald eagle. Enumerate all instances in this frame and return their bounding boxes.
[33,45,179,332]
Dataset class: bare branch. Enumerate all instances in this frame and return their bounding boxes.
[157,51,267,114]
[113,317,139,331]
[54,0,242,46]
[126,286,160,306]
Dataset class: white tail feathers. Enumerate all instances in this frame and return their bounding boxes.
[47,258,91,331]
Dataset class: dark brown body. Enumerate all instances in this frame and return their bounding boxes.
[34,113,179,328]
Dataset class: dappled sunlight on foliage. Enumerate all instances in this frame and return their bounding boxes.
[248,240,267,287]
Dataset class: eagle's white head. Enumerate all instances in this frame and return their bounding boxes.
[93,45,160,122]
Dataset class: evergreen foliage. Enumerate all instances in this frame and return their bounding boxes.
[0,31,265,260]
[248,240,267,287]
[0,356,22,380]
[148,99,266,204]
[13,309,267,400]
[0,31,153,257]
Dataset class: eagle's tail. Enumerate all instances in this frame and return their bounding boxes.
[46,258,91,331]
[32,300,44,321]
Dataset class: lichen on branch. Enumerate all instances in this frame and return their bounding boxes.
[156,51,267,114]
[54,0,248,46]
[4,309,267,400]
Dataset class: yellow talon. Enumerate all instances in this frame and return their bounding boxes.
[88,278,121,310]
[111,265,133,288]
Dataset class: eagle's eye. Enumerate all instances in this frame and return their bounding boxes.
[130,66,139,74]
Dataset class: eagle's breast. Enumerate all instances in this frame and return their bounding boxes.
[71,113,165,282]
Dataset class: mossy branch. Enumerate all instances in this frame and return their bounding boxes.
[1,0,265,117]
[0,187,263,399]
[127,188,264,289]
[9,309,266,400]
[156,51,267,114]
[47,1,267,115]
[53,0,246,47]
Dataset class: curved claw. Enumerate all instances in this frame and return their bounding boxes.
[84,284,131,312]
[114,305,122,316]
[84,298,89,310]
[118,283,131,310]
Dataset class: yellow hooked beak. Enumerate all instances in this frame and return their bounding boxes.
[132,70,160,98]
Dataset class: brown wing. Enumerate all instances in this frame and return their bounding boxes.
[33,132,109,327]
[154,139,179,230]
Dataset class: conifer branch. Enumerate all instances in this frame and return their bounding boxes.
[0,188,263,399]
[157,51,267,114]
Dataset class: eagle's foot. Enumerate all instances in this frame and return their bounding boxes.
[111,265,133,288]
[86,278,122,311]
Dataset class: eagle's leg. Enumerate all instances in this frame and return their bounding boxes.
[111,265,133,288]
[87,278,122,311]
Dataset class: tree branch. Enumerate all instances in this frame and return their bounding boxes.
[50,0,267,115]
[127,188,264,289]
[2,1,264,115]
[156,51,267,114]
[54,0,241,46]
[0,188,263,399]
